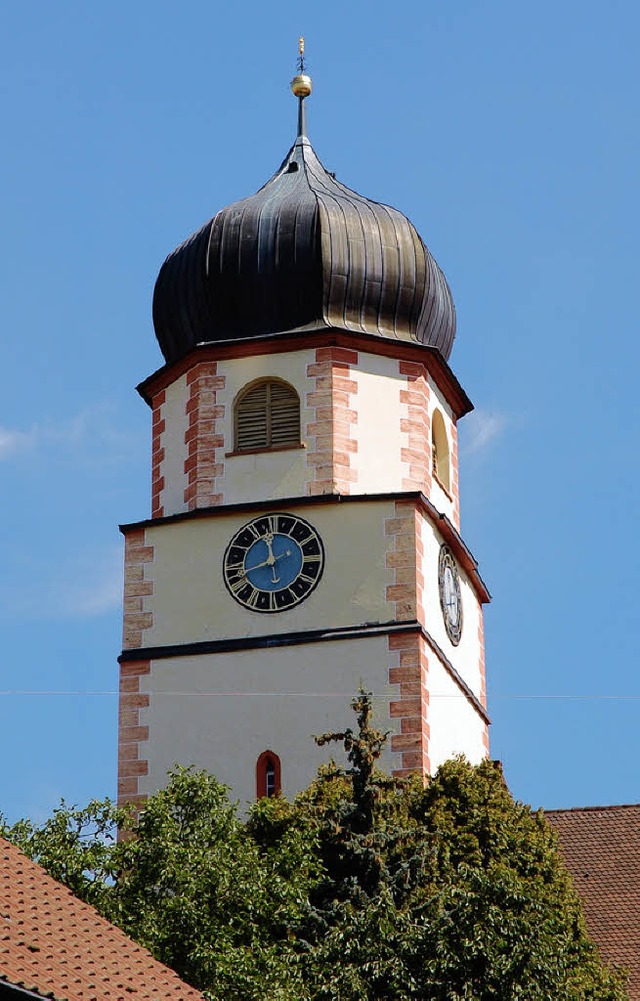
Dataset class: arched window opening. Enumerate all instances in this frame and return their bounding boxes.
[256,749,282,799]
[431,409,451,493]
[234,379,301,453]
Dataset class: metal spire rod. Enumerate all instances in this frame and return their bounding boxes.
[291,35,312,138]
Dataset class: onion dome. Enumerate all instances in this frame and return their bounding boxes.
[152,56,456,364]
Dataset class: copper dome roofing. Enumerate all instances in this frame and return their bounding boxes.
[152,134,456,364]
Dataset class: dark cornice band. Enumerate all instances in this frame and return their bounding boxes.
[118,619,490,726]
[137,328,473,419]
[120,489,491,604]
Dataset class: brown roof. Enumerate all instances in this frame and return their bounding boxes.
[0,837,204,1001]
[546,803,640,1000]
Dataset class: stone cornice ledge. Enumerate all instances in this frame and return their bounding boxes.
[119,618,491,726]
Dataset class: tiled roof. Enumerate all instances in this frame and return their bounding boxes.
[0,838,204,1001]
[546,803,640,1000]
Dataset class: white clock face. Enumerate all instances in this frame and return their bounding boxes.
[223,513,324,613]
[438,545,463,645]
[443,566,459,627]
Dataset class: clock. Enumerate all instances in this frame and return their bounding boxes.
[438,545,463,645]
[223,513,325,613]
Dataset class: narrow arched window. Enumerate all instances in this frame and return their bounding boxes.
[234,379,301,453]
[256,750,282,799]
[431,409,451,492]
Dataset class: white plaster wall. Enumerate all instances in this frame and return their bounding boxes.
[430,478,454,519]
[419,514,483,699]
[427,377,455,425]
[217,352,316,504]
[138,635,400,806]
[143,500,396,648]
[426,654,487,770]
[159,373,189,517]
[352,355,409,493]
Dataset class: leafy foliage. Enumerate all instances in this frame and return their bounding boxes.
[4,798,123,912]
[1,694,628,1000]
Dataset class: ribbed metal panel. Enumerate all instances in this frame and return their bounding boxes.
[152,137,456,364]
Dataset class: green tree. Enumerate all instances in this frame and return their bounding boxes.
[410,758,625,1000]
[3,770,317,1000]
[287,694,627,1000]
[3,797,123,913]
[111,768,318,999]
[1,695,628,1001]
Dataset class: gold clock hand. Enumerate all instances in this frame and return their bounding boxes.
[264,532,276,565]
[246,556,272,572]
[247,549,291,573]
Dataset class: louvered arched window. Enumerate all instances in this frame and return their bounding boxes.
[234,379,301,453]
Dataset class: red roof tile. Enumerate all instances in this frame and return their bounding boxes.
[546,803,640,1000]
[0,838,204,1001]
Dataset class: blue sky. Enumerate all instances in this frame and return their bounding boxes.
[0,1,638,821]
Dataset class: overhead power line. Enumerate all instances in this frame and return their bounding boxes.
[0,690,639,701]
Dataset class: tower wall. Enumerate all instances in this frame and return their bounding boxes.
[135,637,402,806]
[147,343,461,525]
[119,491,489,806]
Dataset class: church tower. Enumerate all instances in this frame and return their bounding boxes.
[117,53,490,809]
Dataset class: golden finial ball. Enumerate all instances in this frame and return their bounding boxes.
[291,73,312,98]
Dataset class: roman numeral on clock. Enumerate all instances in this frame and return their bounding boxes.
[228,575,248,595]
[225,562,246,575]
[245,587,261,608]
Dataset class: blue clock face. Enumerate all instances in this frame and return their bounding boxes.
[223,513,324,613]
[245,532,303,591]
